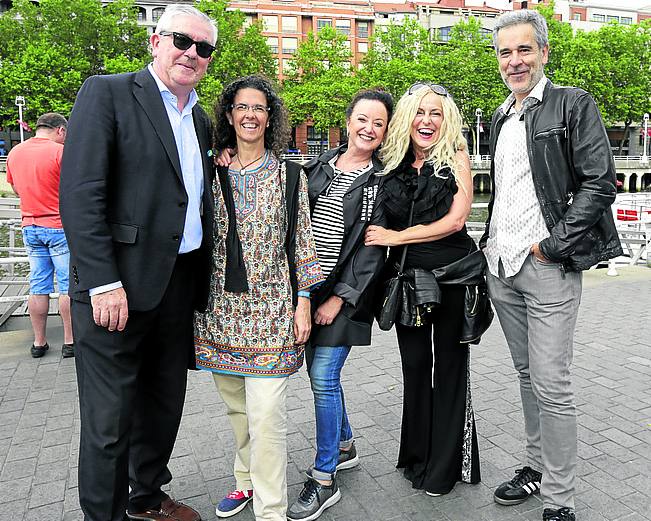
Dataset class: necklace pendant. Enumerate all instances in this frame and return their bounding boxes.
[240,169,246,176]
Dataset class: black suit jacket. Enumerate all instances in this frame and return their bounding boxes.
[60,68,214,312]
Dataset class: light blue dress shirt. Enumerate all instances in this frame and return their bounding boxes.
[148,63,204,254]
[89,66,206,296]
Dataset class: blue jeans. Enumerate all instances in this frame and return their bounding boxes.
[308,345,353,480]
[22,225,70,294]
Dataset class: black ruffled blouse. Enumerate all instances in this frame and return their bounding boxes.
[382,148,475,270]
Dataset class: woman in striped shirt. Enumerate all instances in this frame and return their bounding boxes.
[287,89,393,521]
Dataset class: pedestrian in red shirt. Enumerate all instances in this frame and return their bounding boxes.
[6,112,74,358]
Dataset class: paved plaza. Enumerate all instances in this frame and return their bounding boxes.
[1,267,650,521]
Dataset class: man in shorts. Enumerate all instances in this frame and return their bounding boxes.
[6,112,74,358]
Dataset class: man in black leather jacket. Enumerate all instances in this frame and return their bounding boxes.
[479,10,622,521]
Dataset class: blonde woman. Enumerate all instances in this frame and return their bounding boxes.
[365,82,480,496]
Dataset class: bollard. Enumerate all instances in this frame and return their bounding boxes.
[607,258,618,276]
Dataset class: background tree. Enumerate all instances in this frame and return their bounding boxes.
[282,25,360,131]
[0,0,147,126]
[535,1,574,81]
[195,0,276,112]
[359,18,441,96]
[437,18,507,150]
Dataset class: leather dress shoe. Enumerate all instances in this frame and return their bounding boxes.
[128,498,201,521]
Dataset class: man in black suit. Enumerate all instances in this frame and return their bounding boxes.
[60,5,216,521]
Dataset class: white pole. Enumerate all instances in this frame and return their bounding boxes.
[15,96,26,143]
[475,108,482,159]
[642,113,649,163]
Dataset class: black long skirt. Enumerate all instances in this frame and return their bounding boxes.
[395,284,481,494]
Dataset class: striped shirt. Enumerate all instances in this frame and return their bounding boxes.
[312,156,372,278]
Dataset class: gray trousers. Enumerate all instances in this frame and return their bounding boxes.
[487,255,582,511]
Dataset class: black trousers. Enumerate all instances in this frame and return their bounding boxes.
[395,285,481,494]
[73,253,199,521]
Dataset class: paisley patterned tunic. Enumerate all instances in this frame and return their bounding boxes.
[194,153,323,377]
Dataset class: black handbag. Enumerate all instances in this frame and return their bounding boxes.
[460,281,494,344]
[376,201,414,331]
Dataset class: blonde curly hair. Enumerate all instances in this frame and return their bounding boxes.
[380,85,467,178]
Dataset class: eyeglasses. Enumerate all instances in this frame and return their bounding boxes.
[230,103,271,115]
[158,31,215,59]
[408,82,450,97]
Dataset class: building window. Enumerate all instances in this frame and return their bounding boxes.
[591,13,605,22]
[438,26,452,42]
[606,15,619,23]
[335,19,351,36]
[137,7,146,22]
[573,13,581,21]
[244,15,255,28]
[358,41,368,53]
[307,126,326,141]
[152,7,165,22]
[621,16,632,24]
[282,16,298,33]
[263,15,278,32]
[266,36,279,54]
[342,39,351,50]
[282,37,298,55]
[357,21,369,38]
[317,19,332,31]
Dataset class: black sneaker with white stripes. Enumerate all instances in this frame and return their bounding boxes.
[494,466,542,505]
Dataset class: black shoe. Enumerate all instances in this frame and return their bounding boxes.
[543,507,575,521]
[287,477,341,521]
[336,441,359,471]
[30,343,49,358]
[61,343,74,358]
[494,466,542,505]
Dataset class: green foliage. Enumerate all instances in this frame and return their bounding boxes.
[282,26,360,130]
[0,0,147,127]
[195,0,276,112]
[436,18,507,130]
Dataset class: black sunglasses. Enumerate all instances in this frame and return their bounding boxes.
[408,82,450,97]
[158,31,215,59]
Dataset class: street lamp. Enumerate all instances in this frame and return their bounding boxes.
[642,113,649,163]
[15,96,26,143]
[475,108,483,159]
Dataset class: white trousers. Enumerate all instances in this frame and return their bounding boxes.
[213,374,288,521]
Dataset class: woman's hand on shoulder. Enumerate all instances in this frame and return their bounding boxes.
[314,295,344,326]
[214,147,236,168]
[365,225,401,247]
[293,296,312,345]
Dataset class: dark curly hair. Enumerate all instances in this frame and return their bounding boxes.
[345,88,394,122]
[213,75,291,158]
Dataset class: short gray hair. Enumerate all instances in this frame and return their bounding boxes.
[155,4,217,45]
[492,9,548,52]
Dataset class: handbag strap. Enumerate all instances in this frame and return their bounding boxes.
[397,199,415,275]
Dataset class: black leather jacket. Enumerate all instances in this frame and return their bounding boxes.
[303,144,387,346]
[480,80,622,271]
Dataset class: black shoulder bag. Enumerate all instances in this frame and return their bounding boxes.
[375,200,414,331]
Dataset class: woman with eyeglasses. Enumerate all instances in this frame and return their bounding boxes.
[193,75,324,521]
[365,83,481,496]
[286,89,393,521]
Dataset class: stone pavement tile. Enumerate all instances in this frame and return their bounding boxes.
[62,485,79,512]
[624,473,651,497]
[478,445,520,471]
[5,439,41,462]
[37,443,69,465]
[0,499,27,521]
[3,386,30,402]
[45,414,73,432]
[34,461,71,485]
[484,431,523,456]
[62,509,83,521]
[47,402,75,418]
[28,480,66,508]
[24,502,64,521]
[0,455,37,480]
[169,454,200,478]
[17,412,47,430]
[0,398,27,414]
[577,439,603,459]
[587,453,640,480]
[3,475,32,502]
[197,455,232,482]
[577,488,635,519]
[41,427,73,448]
[168,471,207,500]
[359,453,400,478]
[582,469,636,499]
[26,389,53,403]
